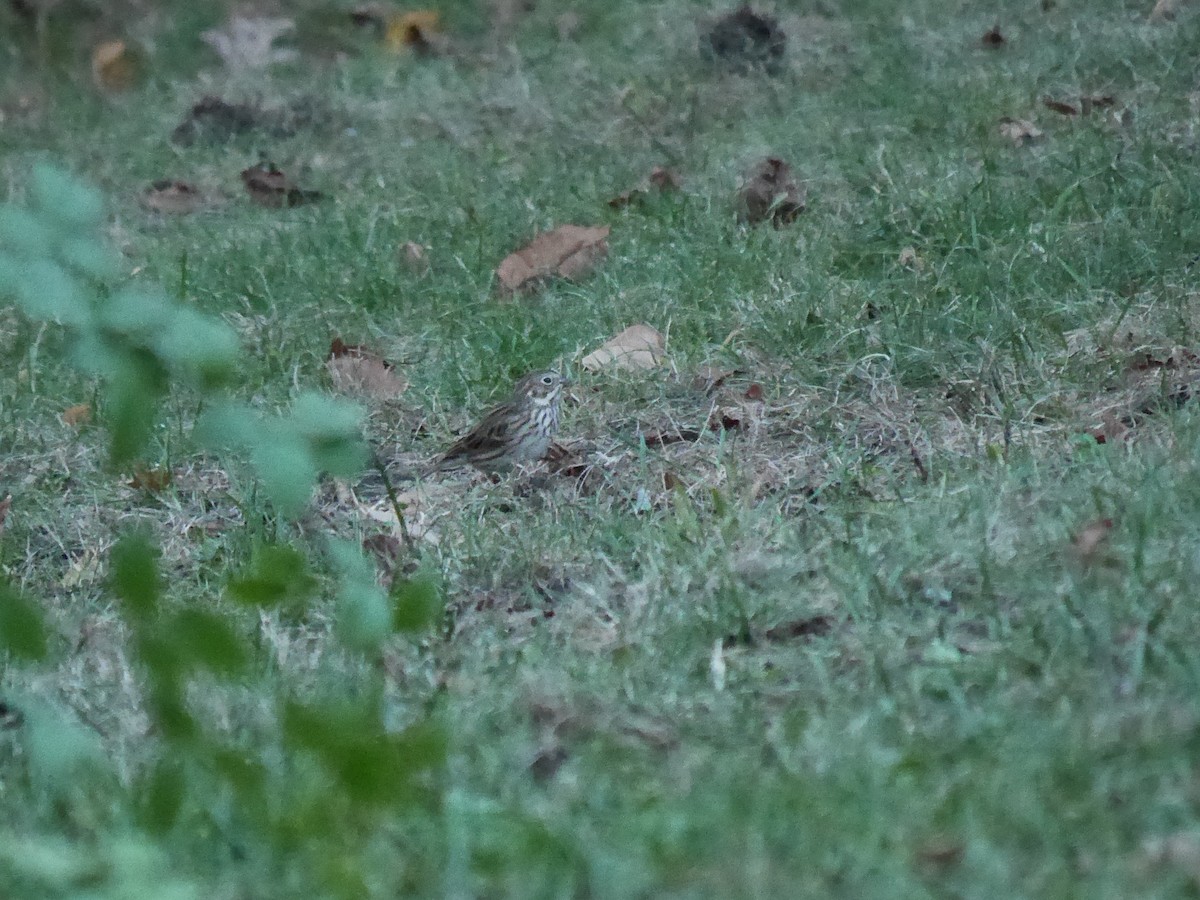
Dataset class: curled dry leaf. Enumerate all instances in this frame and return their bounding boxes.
[92,40,138,92]
[1149,0,1179,22]
[980,25,1005,46]
[744,383,764,401]
[582,324,665,372]
[496,224,610,294]
[141,180,205,215]
[998,117,1043,146]
[201,17,297,70]
[386,10,442,53]
[737,157,806,226]
[129,466,172,492]
[401,241,430,274]
[241,160,323,208]
[62,403,92,426]
[702,6,786,74]
[608,166,683,208]
[1042,96,1079,116]
[691,365,734,394]
[327,338,408,400]
[1071,517,1114,567]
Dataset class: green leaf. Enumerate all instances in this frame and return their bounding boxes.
[391,575,443,634]
[106,352,168,464]
[58,236,120,281]
[99,289,173,338]
[195,401,260,450]
[13,259,90,327]
[30,163,104,228]
[152,308,240,388]
[337,583,392,654]
[0,204,55,259]
[226,545,318,607]
[0,583,48,661]
[19,698,108,790]
[146,681,196,744]
[250,433,319,515]
[109,533,161,619]
[138,757,185,834]
[290,392,364,439]
[167,609,249,677]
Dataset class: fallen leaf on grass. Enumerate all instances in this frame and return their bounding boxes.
[496,224,610,294]
[898,246,925,270]
[91,40,138,92]
[171,96,262,145]
[641,426,704,448]
[1090,412,1131,445]
[1042,96,1079,116]
[401,241,430,274]
[581,324,665,372]
[140,180,205,215]
[129,466,171,492]
[608,166,682,208]
[690,365,734,394]
[1080,94,1117,115]
[385,10,442,53]
[241,160,322,208]
[1149,0,1179,22]
[62,404,91,426]
[702,6,786,74]
[763,614,836,642]
[326,338,408,400]
[998,117,1043,146]
[1071,517,1114,567]
[202,17,297,70]
[980,25,1005,46]
[744,383,764,400]
[736,157,806,226]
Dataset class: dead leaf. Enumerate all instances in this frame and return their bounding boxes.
[201,17,297,70]
[401,241,430,274]
[1091,412,1131,445]
[91,40,138,92]
[1080,95,1117,115]
[691,365,734,394]
[241,160,322,208]
[702,6,786,74]
[129,467,172,492]
[898,246,925,271]
[496,224,610,294]
[763,615,836,642]
[708,409,746,433]
[980,25,1005,46]
[998,117,1043,146]
[326,338,408,400]
[1071,517,1114,567]
[140,180,205,215]
[736,157,807,226]
[1042,96,1080,116]
[608,166,683,208]
[171,96,263,146]
[744,383,764,401]
[581,324,665,372]
[1149,0,1179,22]
[62,403,91,426]
[386,10,441,53]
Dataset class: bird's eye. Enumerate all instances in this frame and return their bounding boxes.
[541,375,554,385]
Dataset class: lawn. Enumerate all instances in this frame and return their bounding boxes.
[3,0,1200,896]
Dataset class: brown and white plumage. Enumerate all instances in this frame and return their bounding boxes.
[434,370,566,473]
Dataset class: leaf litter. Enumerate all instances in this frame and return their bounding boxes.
[736,157,807,226]
[326,338,409,401]
[240,160,323,208]
[581,324,666,372]
[495,224,610,294]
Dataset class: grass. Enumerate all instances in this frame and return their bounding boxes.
[4,0,1200,896]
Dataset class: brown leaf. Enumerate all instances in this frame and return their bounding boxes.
[581,324,665,372]
[496,224,610,293]
[1149,0,1179,22]
[708,409,745,433]
[129,467,172,492]
[385,10,441,53]
[691,365,734,394]
[1071,517,1114,566]
[897,246,925,270]
[608,166,683,208]
[736,157,807,226]
[241,160,322,208]
[62,403,92,426]
[326,338,408,400]
[763,615,836,642]
[1080,95,1116,115]
[1042,96,1080,116]
[744,383,764,401]
[1090,413,1130,446]
[980,25,1005,46]
[702,6,786,74]
[91,40,138,92]
[400,241,430,274]
[172,96,262,145]
[140,180,205,215]
[998,117,1043,146]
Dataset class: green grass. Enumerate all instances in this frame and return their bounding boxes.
[4,0,1200,896]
